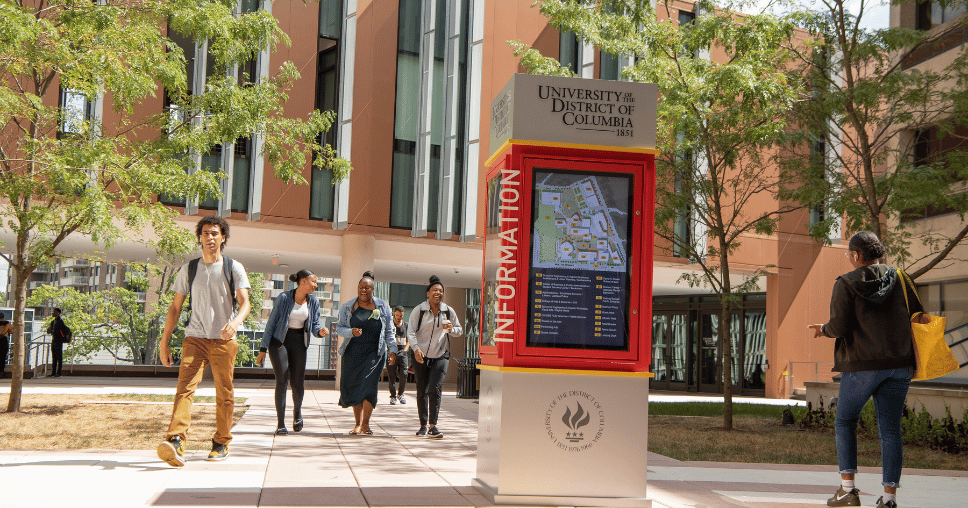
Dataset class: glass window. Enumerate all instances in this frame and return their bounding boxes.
[319,0,342,39]
[465,288,480,357]
[390,0,469,232]
[670,313,688,382]
[198,149,221,210]
[942,281,968,328]
[559,30,579,74]
[652,315,669,381]
[389,282,429,308]
[673,172,691,257]
[743,310,767,389]
[311,44,339,221]
[600,50,619,81]
[391,0,422,229]
[232,138,251,212]
[60,88,90,135]
[917,283,941,314]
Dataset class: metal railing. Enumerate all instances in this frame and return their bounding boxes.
[787,361,836,399]
[18,333,338,377]
[944,322,968,368]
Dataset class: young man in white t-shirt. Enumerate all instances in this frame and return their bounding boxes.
[157,215,251,467]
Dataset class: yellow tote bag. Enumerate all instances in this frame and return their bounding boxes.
[899,270,958,381]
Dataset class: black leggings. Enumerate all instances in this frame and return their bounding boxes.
[413,356,449,426]
[267,328,308,427]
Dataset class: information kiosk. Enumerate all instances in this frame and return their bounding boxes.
[474,74,657,507]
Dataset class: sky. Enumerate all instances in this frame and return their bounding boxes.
[749,0,891,29]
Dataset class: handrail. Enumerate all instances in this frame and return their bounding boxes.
[15,332,338,375]
[944,322,968,368]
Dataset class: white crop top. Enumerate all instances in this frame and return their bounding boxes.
[287,302,309,329]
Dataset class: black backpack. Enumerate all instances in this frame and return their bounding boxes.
[60,325,73,343]
[414,306,454,359]
[183,256,237,327]
[414,307,453,333]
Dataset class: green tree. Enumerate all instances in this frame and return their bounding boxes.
[515,0,803,429]
[1,0,349,412]
[785,0,968,278]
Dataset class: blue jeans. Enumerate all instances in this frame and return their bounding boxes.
[835,368,912,488]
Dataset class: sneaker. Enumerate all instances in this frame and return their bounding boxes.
[157,436,185,467]
[207,440,229,461]
[427,426,443,439]
[275,427,288,435]
[416,426,427,436]
[399,395,407,404]
[390,396,397,405]
[875,497,898,508]
[293,418,303,432]
[827,487,860,507]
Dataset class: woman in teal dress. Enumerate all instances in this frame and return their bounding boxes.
[335,271,397,435]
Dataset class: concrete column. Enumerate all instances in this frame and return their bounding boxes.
[336,234,375,390]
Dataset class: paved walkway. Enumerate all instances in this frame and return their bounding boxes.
[2,377,967,508]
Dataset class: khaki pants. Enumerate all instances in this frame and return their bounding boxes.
[166,336,239,445]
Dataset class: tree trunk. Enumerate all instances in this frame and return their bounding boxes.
[6,266,30,413]
[720,245,734,431]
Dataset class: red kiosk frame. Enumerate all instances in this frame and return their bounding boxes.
[480,141,655,372]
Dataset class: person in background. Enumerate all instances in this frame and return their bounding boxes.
[408,275,462,439]
[387,305,410,404]
[157,215,251,467]
[809,231,927,508]
[335,271,396,435]
[258,269,327,435]
[0,312,11,378]
[46,308,69,377]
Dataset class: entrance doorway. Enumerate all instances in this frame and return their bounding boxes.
[649,295,767,395]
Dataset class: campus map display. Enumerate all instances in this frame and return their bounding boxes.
[527,169,633,350]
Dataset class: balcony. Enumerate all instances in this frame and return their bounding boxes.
[59,259,90,269]
[133,291,147,302]
[59,276,90,287]
[29,281,49,290]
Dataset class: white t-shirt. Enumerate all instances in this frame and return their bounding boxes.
[288,302,310,329]
[173,257,250,339]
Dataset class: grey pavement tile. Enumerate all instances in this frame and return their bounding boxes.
[360,486,473,506]
[146,487,261,506]
[258,486,369,506]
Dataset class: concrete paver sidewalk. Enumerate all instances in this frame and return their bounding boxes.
[2,377,967,508]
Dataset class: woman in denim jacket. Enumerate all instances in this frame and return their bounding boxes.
[335,271,397,435]
[257,270,327,435]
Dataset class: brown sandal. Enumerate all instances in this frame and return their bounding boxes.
[361,426,373,435]
[349,426,362,435]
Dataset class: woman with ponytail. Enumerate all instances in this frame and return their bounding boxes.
[258,269,327,435]
[407,275,462,439]
[335,271,397,435]
[809,232,928,508]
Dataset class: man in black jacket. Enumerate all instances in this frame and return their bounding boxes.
[47,308,69,377]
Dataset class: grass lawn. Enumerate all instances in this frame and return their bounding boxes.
[0,394,248,451]
[648,402,968,471]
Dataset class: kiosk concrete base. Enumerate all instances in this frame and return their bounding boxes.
[474,366,651,507]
